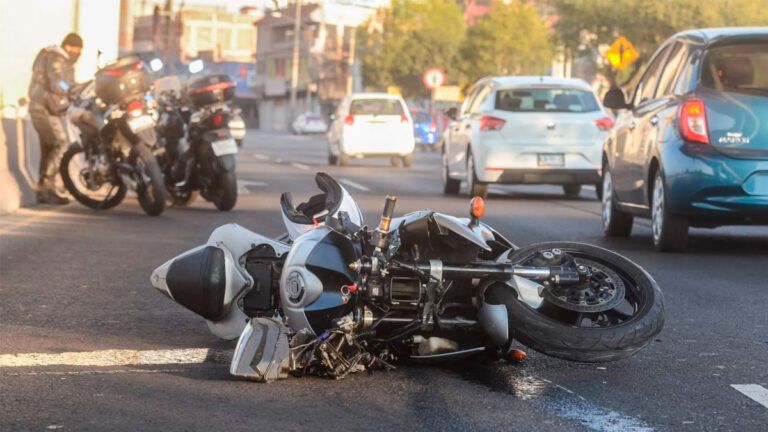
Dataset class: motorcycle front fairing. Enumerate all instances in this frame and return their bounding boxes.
[151,223,290,339]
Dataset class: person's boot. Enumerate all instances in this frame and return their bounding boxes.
[37,189,70,205]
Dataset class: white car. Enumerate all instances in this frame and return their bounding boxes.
[327,93,415,167]
[292,113,328,134]
[442,76,612,198]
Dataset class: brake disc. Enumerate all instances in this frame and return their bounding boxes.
[542,258,626,313]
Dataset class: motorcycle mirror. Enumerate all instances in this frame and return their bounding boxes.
[469,197,485,226]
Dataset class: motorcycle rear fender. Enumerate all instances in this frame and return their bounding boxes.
[151,223,290,339]
[202,129,236,171]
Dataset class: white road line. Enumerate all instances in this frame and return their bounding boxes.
[732,384,768,409]
[291,162,310,170]
[340,178,371,192]
[0,348,232,368]
[253,153,270,161]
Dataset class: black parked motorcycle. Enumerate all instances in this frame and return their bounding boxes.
[155,74,238,211]
[152,173,665,381]
[60,56,165,216]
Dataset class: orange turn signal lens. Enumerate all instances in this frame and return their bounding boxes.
[470,197,485,219]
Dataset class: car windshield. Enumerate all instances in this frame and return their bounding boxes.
[702,43,768,96]
[495,88,600,113]
[349,99,404,115]
[412,112,430,123]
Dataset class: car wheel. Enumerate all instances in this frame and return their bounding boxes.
[651,171,689,252]
[602,169,633,237]
[466,153,488,199]
[328,152,338,165]
[595,181,603,201]
[563,184,582,198]
[442,150,460,195]
[390,156,400,167]
[401,153,413,168]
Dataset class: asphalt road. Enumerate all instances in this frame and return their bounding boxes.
[1,131,767,432]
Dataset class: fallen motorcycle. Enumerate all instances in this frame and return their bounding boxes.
[151,173,664,381]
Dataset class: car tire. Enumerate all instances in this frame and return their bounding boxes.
[466,152,488,199]
[401,153,413,168]
[328,152,338,165]
[442,150,461,195]
[563,184,582,198]
[390,156,400,167]
[595,181,603,201]
[651,171,689,252]
[602,168,633,237]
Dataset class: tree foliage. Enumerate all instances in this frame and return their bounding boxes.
[459,1,553,83]
[550,0,768,84]
[358,0,466,97]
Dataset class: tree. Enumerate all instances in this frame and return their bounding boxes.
[459,1,553,83]
[549,0,768,86]
[358,0,466,98]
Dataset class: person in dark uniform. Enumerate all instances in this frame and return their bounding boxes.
[28,33,83,204]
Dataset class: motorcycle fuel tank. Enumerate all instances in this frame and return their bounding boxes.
[280,226,359,335]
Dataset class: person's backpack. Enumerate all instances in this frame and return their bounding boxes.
[28,47,70,115]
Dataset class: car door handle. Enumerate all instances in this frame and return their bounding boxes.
[650,116,659,125]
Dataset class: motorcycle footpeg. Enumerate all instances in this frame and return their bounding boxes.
[230,318,291,382]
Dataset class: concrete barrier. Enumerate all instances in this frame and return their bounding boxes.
[0,115,41,213]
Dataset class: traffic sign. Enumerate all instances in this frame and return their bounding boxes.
[423,68,446,90]
[605,36,640,71]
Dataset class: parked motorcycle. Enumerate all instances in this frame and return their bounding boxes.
[154,74,238,211]
[61,56,166,216]
[151,173,664,381]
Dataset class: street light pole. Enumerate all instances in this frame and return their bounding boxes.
[289,0,302,125]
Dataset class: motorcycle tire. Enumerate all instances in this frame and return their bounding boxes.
[130,144,166,216]
[211,169,237,211]
[497,241,664,362]
[60,143,127,210]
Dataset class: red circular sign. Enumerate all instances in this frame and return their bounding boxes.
[423,68,445,90]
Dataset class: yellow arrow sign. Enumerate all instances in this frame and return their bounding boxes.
[605,36,640,71]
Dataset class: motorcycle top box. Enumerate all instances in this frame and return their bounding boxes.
[94,56,151,105]
[188,74,235,109]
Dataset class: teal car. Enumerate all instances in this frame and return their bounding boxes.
[601,28,768,251]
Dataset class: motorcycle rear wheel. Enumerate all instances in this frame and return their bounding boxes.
[211,169,237,211]
[130,145,166,216]
[496,241,665,362]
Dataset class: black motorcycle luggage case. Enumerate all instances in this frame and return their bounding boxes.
[165,246,227,321]
[95,56,151,105]
[188,74,235,108]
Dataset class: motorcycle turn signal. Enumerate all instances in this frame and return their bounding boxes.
[469,196,485,227]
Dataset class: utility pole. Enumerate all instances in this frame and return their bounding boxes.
[346,26,356,95]
[289,0,302,124]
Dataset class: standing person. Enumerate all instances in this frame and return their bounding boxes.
[27,33,83,204]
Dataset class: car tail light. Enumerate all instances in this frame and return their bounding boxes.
[479,115,505,131]
[400,114,409,123]
[213,114,224,127]
[344,114,355,125]
[127,100,143,117]
[430,118,437,132]
[103,69,125,77]
[679,99,709,144]
[595,116,614,131]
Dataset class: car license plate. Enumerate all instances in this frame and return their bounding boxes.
[211,138,238,156]
[538,153,564,167]
[127,115,154,133]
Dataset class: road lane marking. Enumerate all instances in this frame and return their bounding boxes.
[237,180,267,194]
[340,178,370,192]
[0,348,232,368]
[291,162,310,170]
[732,384,768,409]
[253,153,270,161]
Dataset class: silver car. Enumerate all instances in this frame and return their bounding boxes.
[442,76,612,198]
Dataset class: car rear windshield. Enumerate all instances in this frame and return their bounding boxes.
[701,43,768,96]
[349,99,404,115]
[495,88,600,113]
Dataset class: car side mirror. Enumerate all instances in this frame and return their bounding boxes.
[603,87,631,110]
[444,107,458,121]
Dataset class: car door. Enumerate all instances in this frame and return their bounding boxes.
[627,41,690,206]
[613,44,671,204]
[447,84,482,175]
